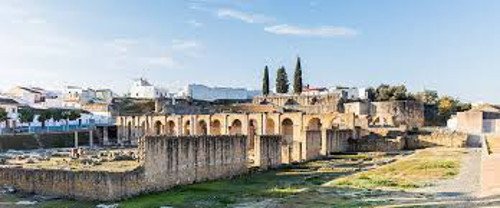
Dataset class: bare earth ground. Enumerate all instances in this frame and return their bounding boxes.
[0,147,498,208]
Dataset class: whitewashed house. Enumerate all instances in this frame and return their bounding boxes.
[129,78,168,99]
[183,84,260,101]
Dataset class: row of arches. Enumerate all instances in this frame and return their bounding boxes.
[148,118,288,137]
[125,116,345,138]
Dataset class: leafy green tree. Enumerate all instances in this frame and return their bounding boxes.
[275,66,289,94]
[51,109,64,122]
[293,57,303,94]
[18,108,35,125]
[416,90,439,105]
[374,84,410,101]
[262,66,270,96]
[38,110,52,129]
[391,85,408,100]
[67,110,81,121]
[375,84,391,101]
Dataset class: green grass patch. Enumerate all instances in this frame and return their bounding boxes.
[327,148,464,190]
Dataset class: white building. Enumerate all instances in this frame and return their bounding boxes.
[6,86,46,104]
[63,86,97,108]
[330,87,368,100]
[184,84,260,101]
[5,86,64,108]
[0,97,21,130]
[129,78,168,99]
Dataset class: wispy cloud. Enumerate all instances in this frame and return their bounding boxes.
[171,39,203,57]
[217,8,274,24]
[264,24,358,37]
[187,19,203,28]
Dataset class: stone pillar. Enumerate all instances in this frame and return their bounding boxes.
[321,128,328,156]
[74,131,79,148]
[191,116,197,135]
[177,117,182,136]
[224,115,229,135]
[103,126,109,145]
[207,115,212,135]
[261,113,266,135]
[89,130,94,149]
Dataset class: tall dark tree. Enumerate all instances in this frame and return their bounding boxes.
[275,66,289,93]
[0,108,8,130]
[262,66,270,96]
[293,57,303,94]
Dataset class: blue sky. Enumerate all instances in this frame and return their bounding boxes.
[0,0,499,103]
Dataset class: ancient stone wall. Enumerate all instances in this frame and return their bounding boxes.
[349,137,406,152]
[405,130,468,149]
[0,167,145,201]
[254,135,282,170]
[456,111,483,134]
[326,129,352,153]
[142,135,248,192]
[305,130,322,160]
[0,135,251,201]
[370,101,425,129]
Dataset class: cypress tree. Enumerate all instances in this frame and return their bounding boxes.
[275,66,289,93]
[262,66,270,96]
[293,57,303,94]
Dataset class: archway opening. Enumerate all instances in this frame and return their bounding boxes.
[265,118,275,135]
[167,121,176,136]
[197,120,208,135]
[229,119,242,135]
[154,121,163,135]
[184,120,191,135]
[307,118,322,131]
[281,118,294,141]
[211,120,221,135]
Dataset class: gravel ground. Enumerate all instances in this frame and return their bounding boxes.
[383,148,500,208]
[415,147,482,198]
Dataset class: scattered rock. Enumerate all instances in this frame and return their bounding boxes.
[15,201,37,205]
[96,204,119,208]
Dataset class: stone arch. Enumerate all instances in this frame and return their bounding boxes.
[183,120,191,135]
[307,118,322,131]
[197,120,208,135]
[166,120,176,135]
[211,120,222,135]
[330,116,346,129]
[309,97,319,105]
[284,99,298,106]
[265,118,275,135]
[281,118,294,142]
[229,119,243,135]
[154,120,163,135]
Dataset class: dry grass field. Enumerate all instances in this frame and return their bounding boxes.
[326,148,466,190]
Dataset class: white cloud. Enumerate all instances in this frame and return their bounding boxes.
[171,39,203,57]
[217,8,274,24]
[172,39,199,50]
[264,24,358,37]
[187,19,203,28]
